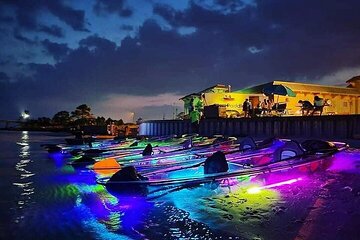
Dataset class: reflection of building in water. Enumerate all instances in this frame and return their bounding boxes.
[180,76,360,117]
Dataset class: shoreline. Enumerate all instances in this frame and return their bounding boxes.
[1,128,358,148]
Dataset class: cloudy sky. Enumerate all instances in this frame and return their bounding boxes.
[1,0,360,121]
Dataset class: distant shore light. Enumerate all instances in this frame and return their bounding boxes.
[21,111,30,119]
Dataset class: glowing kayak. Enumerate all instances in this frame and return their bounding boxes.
[98,140,348,193]
[69,136,237,167]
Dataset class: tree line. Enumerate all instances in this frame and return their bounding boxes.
[22,104,124,128]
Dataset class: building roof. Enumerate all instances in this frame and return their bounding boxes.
[275,80,360,95]
[179,93,199,100]
[180,84,229,100]
[201,84,229,93]
[235,80,360,96]
[346,75,360,83]
[234,82,272,94]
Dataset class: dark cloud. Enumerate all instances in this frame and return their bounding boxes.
[215,0,244,7]
[45,1,88,32]
[253,0,360,78]
[93,0,133,17]
[79,35,117,51]
[0,60,10,66]
[153,4,182,27]
[0,81,18,118]
[197,0,246,14]
[2,0,360,119]
[120,24,134,31]
[154,0,360,79]
[0,72,10,82]
[13,29,36,44]
[1,19,216,118]
[1,0,88,32]
[14,1,39,30]
[38,25,64,38]
[0,15,14,23]
[41,39,70,61]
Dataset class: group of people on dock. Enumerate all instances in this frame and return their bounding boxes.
[189,94,327,133]
[298,96,325,116]
[242,98,275,118]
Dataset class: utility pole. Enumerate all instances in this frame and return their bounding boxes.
[173,102,175,120]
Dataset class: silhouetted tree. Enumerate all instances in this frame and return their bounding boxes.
[95,116,106,126]
[115,119,124,125]
[71,104,95,126]
[105,117,114,125]
[37,117,51,126]
[104,118,124,126]
[52,111,70,126]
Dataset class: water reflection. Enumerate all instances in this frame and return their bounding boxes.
[6,131,358,240]
[48,164,152,239]
[71,181,152,239]
[13,131,35,223]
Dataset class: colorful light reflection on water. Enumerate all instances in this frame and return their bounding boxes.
[44,140,355,239]
[2,131,360,240]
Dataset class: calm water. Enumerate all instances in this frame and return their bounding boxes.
[1,131,360,240]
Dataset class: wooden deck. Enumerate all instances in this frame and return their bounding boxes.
[139,115,360,139]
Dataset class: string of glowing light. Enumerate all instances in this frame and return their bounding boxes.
[247,177,303,194]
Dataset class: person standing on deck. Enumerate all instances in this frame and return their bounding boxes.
[242,99,250,117]
[260,99,268,116]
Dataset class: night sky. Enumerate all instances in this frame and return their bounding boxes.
[1,0,360,121]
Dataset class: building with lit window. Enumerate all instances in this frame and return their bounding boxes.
[180,76,360,117]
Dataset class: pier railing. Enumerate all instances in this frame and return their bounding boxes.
[139,115,360,139]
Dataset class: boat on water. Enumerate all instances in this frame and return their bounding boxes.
[98,139,348,198]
